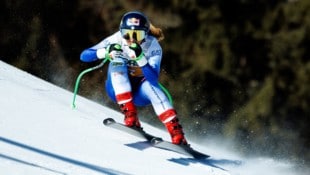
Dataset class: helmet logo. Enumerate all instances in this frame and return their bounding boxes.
[126,18,140,26]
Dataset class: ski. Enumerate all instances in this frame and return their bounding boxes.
[103,118,162,142]
[151,138,209,159]
[103,118,209,159]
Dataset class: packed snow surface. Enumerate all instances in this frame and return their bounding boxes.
[0,61,305,175]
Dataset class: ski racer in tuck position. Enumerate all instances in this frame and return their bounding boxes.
[80,11,188,145]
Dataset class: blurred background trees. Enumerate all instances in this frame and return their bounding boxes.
[1,0,309,165]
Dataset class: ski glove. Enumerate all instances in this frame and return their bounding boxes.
[106,43,124,60]
[96,43,123,60]
[127,43,148,67]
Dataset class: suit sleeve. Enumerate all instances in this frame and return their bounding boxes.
[80,32,120,62]
[141,41,162,85]
[80,48,98,62]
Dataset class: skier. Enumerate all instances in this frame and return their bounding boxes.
[80,11,187,145]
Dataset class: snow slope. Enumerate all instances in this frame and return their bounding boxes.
[0,60,304,175]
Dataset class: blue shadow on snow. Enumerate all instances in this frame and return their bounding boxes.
[0,153,67,175]
[168,157,242,171]
[124,141,153,151]
[0,136,131,175]
[124,140,242,171]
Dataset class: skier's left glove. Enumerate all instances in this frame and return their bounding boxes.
[127,43,148,67]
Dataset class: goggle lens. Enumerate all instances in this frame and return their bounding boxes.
[121,29,146,41]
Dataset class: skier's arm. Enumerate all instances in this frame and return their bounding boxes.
[140,53,161,85]
[80,32,120,62]
[80,48,107,62]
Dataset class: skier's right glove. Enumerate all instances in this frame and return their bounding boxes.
[96,43,123,60]
[106,43,124,60]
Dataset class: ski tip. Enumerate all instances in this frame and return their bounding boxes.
[103,118,115,125]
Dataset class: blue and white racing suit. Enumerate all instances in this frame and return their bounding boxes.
[80,31,174,118]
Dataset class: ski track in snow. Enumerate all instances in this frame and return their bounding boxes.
[0,60,307,175]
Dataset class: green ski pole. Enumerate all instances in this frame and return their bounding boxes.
[158,83,173,105]
[72,58,108,109]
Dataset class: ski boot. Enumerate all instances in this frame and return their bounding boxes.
[120,101,141,128]
[159,109,188,145]
[116,92,141,128]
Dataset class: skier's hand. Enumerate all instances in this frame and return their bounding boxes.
[106,43,123,60]
[127,43,147,67]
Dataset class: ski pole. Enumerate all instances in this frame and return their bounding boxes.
[72,58,108,109]
[158,83,173,105]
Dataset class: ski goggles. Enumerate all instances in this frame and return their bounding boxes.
[121,29,146,42]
